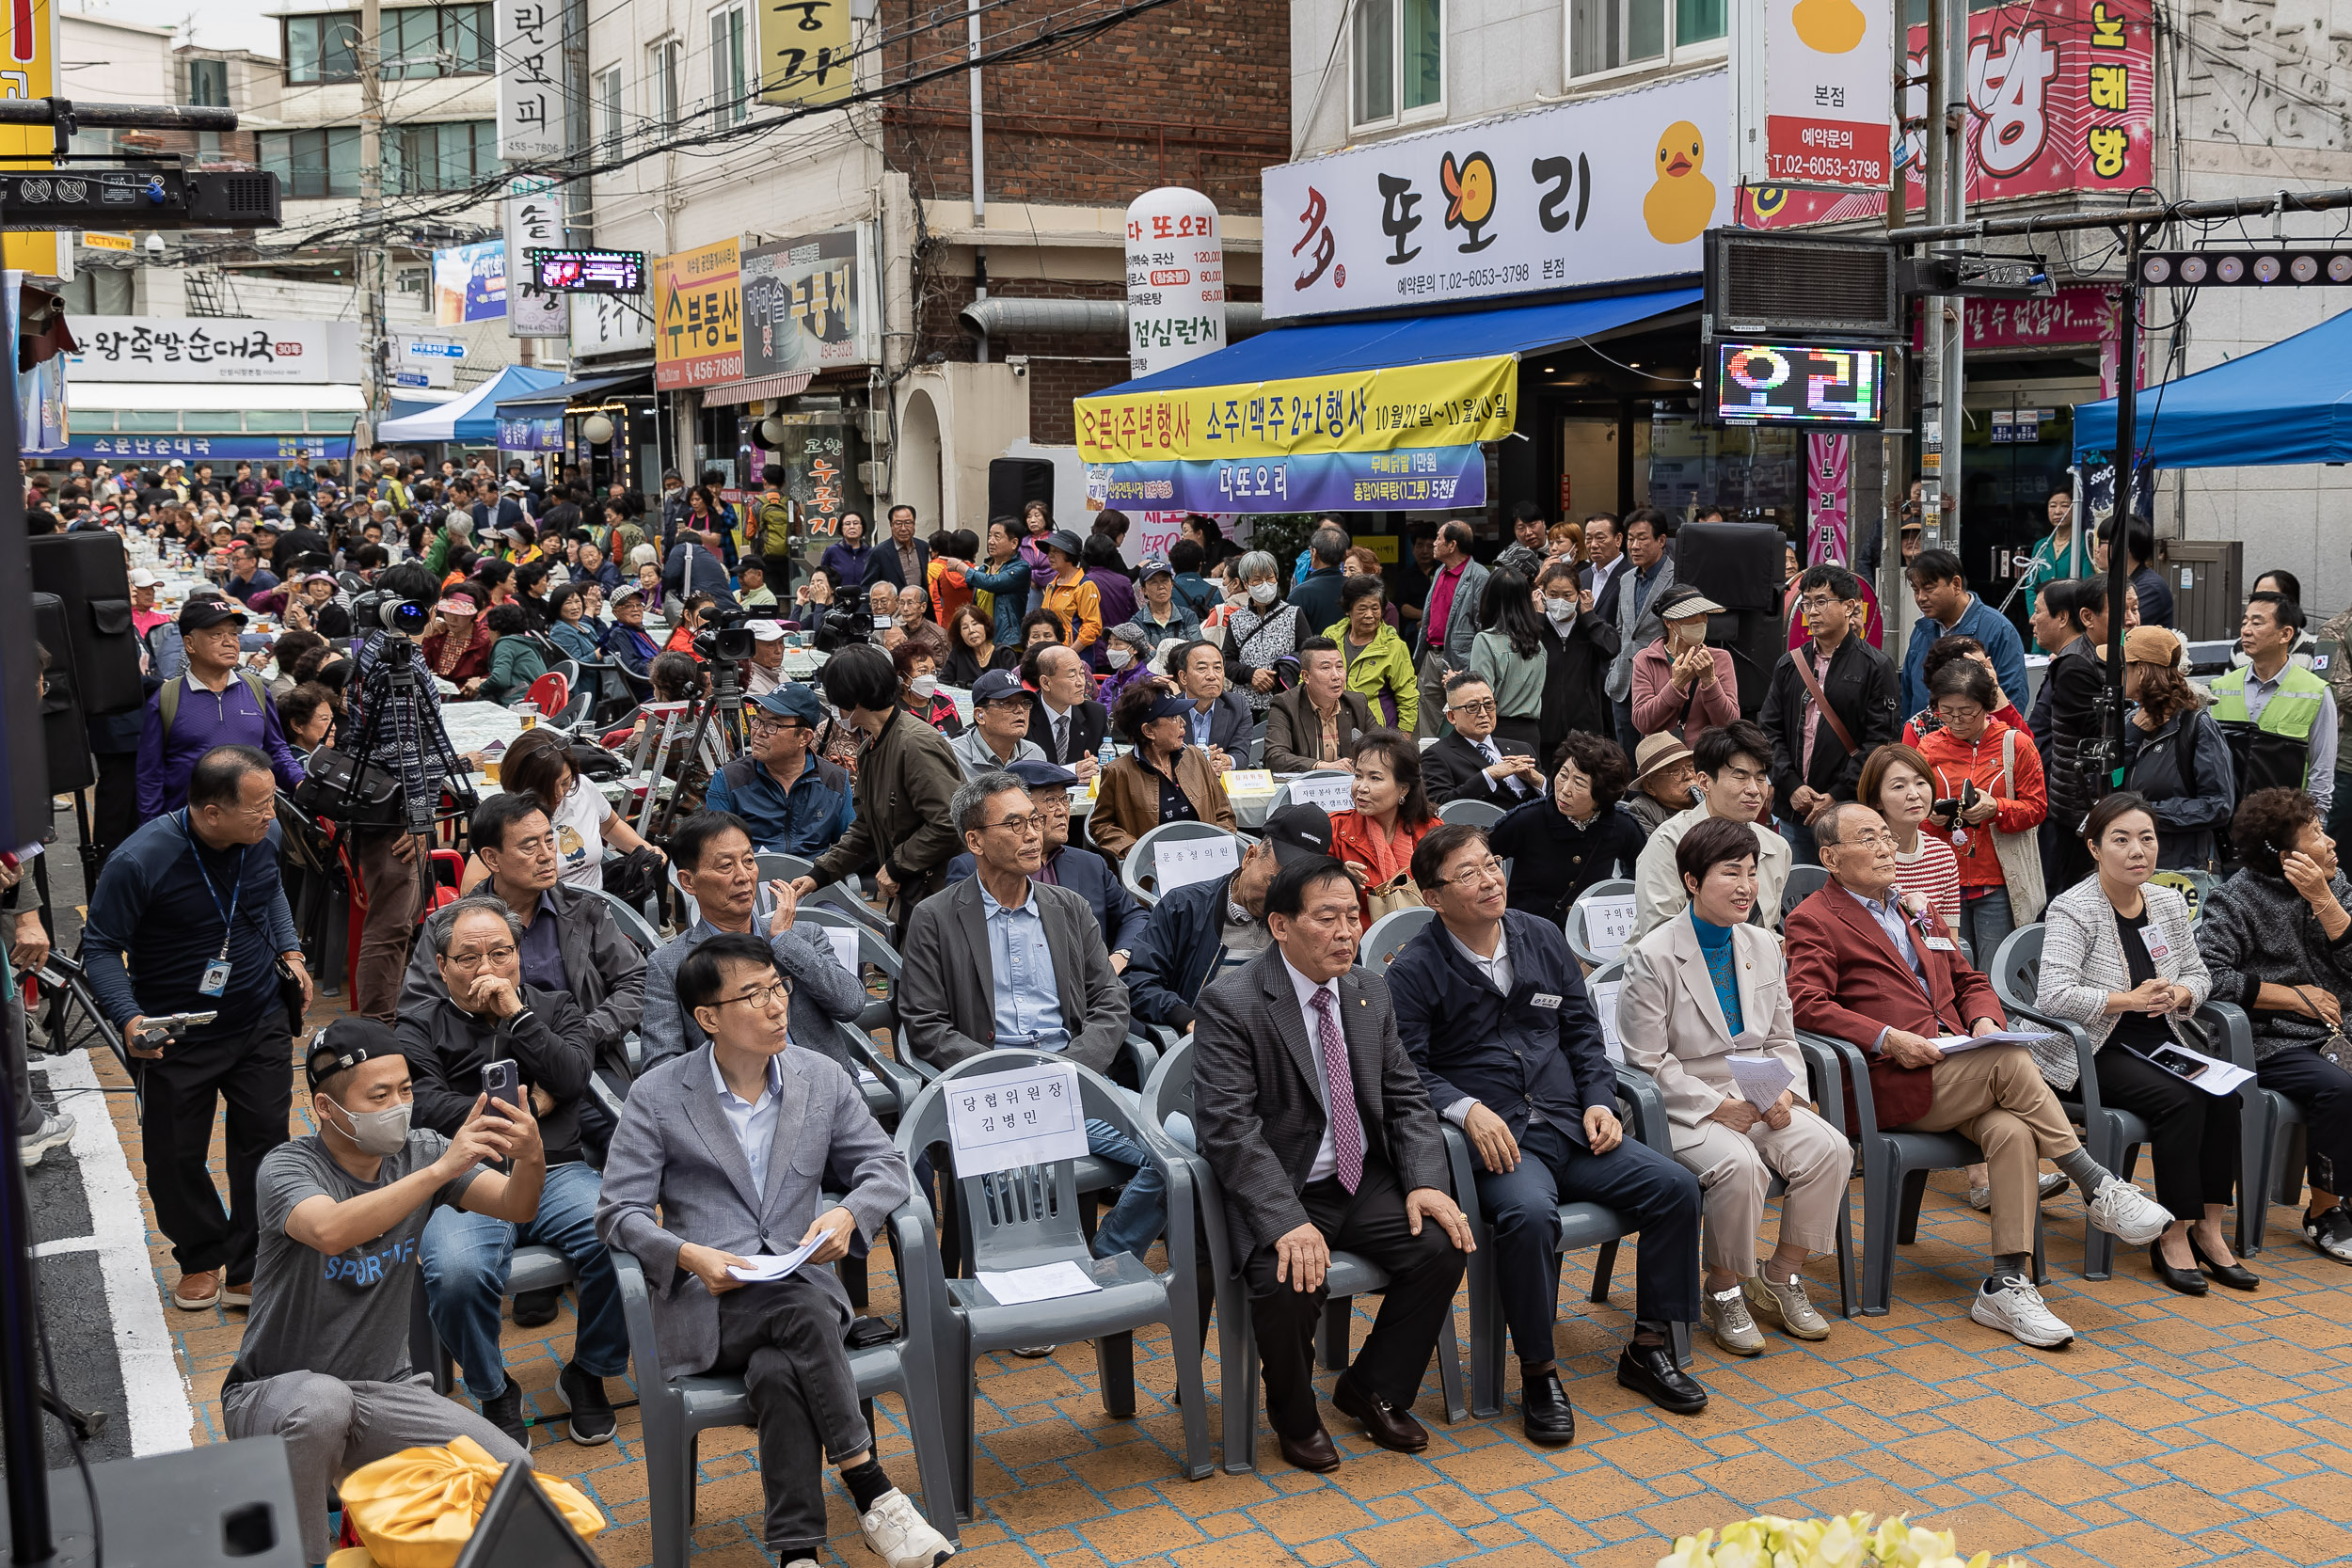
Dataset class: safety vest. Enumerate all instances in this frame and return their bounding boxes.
[2209,662,2328,792]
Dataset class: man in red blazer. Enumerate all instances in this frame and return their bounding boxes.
[1785,801,2171,1350]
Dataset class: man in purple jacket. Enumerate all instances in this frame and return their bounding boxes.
[135,598,308,822]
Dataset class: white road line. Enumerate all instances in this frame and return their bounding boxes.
[34,1050,195,1455]
[31,1236,98,1257]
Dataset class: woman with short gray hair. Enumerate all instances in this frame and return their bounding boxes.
[1220,549,1307,715]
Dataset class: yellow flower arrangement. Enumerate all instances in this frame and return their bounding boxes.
[1659,1512,2027,1568]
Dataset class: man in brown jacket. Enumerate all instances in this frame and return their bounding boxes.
[1263,638,1376,773]
[787,643,964,946]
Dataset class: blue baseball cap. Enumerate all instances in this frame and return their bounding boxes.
[752,682,825,725]
[1006,758,1079,791]
[971,667,1027,706]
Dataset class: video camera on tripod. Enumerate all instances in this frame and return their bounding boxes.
[692,605,760,663]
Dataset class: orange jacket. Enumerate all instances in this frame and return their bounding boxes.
[1041,569,1102,652]
[927,557,972,627]
[1915,715,2047,891]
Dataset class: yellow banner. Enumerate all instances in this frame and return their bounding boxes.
[758,0,853,106]
[653,238,741,391]
[0,0,65,277]
[1074,354,1518,465]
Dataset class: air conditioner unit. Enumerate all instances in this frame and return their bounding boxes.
[858,460,889,490]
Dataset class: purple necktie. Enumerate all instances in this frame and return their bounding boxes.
[1311,989,1363,1193]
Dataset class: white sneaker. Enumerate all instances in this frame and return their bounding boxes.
[17,1112,72,1168]
[1971,1171,2067,1212]
[859,1488,954,1568]
[2084,1175,2171,1246]
[1970,1275,2074,1350]
[1701,1285,1765,1355]
[1742,1272,1829,1341]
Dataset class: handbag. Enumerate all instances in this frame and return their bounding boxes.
[1364,878,1425,921]
[1991,729,2047,924]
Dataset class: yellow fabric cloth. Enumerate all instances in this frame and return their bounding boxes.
[339,1435,605,1567]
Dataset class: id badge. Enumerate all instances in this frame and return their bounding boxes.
[1924,937,1956,952]
[199,959,232,997]
[2140,926,2171,965]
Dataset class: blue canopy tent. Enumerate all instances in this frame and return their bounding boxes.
[376,364,565,445]
[2074,306,2352,466]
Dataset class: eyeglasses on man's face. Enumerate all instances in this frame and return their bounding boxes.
[986,813,1046,838]
[1438,856,1508,891]
[1446,697,1497,717]
[716,979,792,1012]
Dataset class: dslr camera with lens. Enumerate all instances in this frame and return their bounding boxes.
[694,606,758,663]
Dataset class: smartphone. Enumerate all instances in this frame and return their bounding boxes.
[480,1059,525,1113]
[2145,1045,2206,1080]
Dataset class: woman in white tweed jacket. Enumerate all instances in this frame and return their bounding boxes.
[2035,793,2254,1295]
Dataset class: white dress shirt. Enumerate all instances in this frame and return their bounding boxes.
[1473,735,1530,796]
[1440,922,1513,1126]
[1280,953,1344,1183]
[709,1051,786,1199]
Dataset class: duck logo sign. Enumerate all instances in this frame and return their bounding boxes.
[1261,70,1726,322]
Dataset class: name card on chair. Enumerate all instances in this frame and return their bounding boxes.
[946,1058,1089,1178]
[1581,895,1636,959]
[1288,774,1357,813]
[1592,980,1625,1063]
[1155,835,1240,892]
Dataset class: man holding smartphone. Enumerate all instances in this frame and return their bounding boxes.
[393,894,624,1450]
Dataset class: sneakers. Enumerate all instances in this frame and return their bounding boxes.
[1970,1275,2074,1350]
[220,1280,253,1309]
[1741,1271,1829,1341]
[513,1287,563,1328]
[480,1383,532,1451]
[170,1269,220,1310]
[1009,1346,1057,1358]
[18,1111,72,1167]
[1700,1284,1764,1355]
[2084,1175,2172,1245]
[2305,1205,2352,1263]
[560,1362,615,1446]
[1969,1170,2070,1212]
[859,1487,956,1567]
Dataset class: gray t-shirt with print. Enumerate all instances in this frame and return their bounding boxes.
[225,1130,479,1392]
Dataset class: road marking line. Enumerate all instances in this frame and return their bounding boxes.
[32,1236,98,1257]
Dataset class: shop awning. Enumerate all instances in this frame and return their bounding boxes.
[702,370,816,407]
[492,372,643,416]
[377,365,567,444]
[2073,306,2352,467]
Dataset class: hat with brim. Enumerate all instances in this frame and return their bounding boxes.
[1631,731,1694,784]
[1261,802,1336,867]
[179,598,247,632]
[748,619,785,641]
[1044,530,1084,561]
[1658,589,1726,620]
[435,597,478,616]
[1006,758,1079,792]
[751,682,825,725]
[1144,692,1194,723]
[611,582,644,604]
[971,667,1027,706]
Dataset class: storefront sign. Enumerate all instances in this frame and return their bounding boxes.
[654,238,741,390]
[495,0,568,162]
[434,241,507,325]
[504,180,567,338]
[62,434,352,462]
[69,318,350,382]
[756,0,851,106]
[497,416,565,451]
[1737,0,2151,228]
[1805,433,1851,563]
[1126,188,1225,378]
[1261,70,1726,322]
[571,292,655,356]
[1737,0,1894,193]
[1096,445,1486,515]
[1910,284,2113,351]
[768,412,868,537]
[1,0,68,278]
[741,230,866,376]
[1074,354,1515,465]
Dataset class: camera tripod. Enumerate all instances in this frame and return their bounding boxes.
[632,654,748,843]
[338,631,476,913]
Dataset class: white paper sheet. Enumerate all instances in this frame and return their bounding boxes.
[977,1259,1102,1305]
[1154,835,1240,892]
[2135,1041,2256,1098]
[1930,1030,2048,1054]
[1592,979,1625,1063]
[816,925,861,979]
[945,1058,1089,1178]
[726,1232,826,1283]
[1579,894,1637,959]
[1725,1053,1796,1110]
[1286,774,1358,813]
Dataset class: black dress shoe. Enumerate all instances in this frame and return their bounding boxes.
[1331,1376,1429,1452]
[1520,1370,1576,1446]
[512,1287,562,1328]
[2186,1232,2259,1291]
[2149,1242,2209,1296]
[1615,1341,1708,1416]
[1278,1425,1341,1472]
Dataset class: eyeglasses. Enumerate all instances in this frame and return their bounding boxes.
[986,813,1046,837]
[1832,830,1895,848]
[446,943,517,968]
[747,717,803,736]
[1931,706,1984,723]
[1438,856,1509,890]
[1446,698,1498,717]
[716,980,792,1012]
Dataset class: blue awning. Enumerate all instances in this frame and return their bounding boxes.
[2074,306,2352,467]
[1098,284,1702,398]
[491,371,644,416]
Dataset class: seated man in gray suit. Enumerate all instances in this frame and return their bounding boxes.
[1192,856,1476,1473]
[596,933,952,1568]
[899,769,1168,1266]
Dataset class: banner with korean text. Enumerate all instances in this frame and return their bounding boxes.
[495,1,568,162]
[653,239,742,391]
[1733,0,1894,193]
[1096,446,1488,515]
[757,0,852,106]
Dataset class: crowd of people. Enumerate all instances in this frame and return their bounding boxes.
[15,451,2352,1568]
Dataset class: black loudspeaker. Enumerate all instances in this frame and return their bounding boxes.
[1673,520,1787,614]
[26,533,142,715]
[987,458,1057,525]
[449,1461,600,1568]
[30,593,90,795]
[1713,607,1792,720]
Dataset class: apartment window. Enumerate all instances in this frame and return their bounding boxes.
[1352,0,1441,129]
[388,119,499,194]
[708,6,749,124]
[258,127,363,198]
[285,5,490,84]
[284,13,360,84]
[650,39,683,128]
[596,66,625,157]
[187,57,230,107]
[1567,0,1724,80]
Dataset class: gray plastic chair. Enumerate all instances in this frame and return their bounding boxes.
[1436,798,1505,830]
[1564,879,1638,968]
[1359,906,1436,972]
[1800,1030,2045,1314]
[1247,719,1268,767]
[755,851,816,883]
[1990,924,2267,1272]
[791,907,902,1037]
[1780,863,1830,922]
[2216,999,2297,1257]
[1120,821,1246,909]
[409,1246,580,1398]
[894,1050,1212,1513]
[593,888,662,956]
[612,1198,960,1568]
[1139,1038,1466,1471]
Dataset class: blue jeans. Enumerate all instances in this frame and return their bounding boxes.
[1781,815,1820,867]
[1086,1093,1196,1262]
[1958,885,2015,968]
[421,1160,629,1399]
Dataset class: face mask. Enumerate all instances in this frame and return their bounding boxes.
[1249,582,1279,606]
[909,673,939,699]
[1106,646,1136,669]
[1544,596,1576,621]
[326,1094,412,1156]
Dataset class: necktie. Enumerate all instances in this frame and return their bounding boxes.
[1481,738,1524,795]
[1310,989,1363,1193]
[1056,715,1071,759]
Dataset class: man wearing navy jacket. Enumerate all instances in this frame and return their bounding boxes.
[1387,821,1705,1446]
[1123,804,1331,1033]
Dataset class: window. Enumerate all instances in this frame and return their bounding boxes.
[387,120,499,194]
[284,13,359,84]
[596,65,625,158]
[1352,0,1442,130]
[1567,0,1724,80]
[258,127,363,198]
[58,269,134,316]
[285,5,489,84]
[650,39,683,128]
[187,57,230,107]
[708,7,749,125]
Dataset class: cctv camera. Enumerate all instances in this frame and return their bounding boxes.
[1011,362,1027,377]
[144,233,166,258]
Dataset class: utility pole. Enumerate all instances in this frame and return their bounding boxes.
[1917,0,1965,563]
[359,0,387,437]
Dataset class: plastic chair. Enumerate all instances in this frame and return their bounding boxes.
[1120,821,1245,909]
[1247,720,1267,768]
[1436,798,1505,830]
[1564,879,1638,968]
[1799,1030,2045,1315]
[521,672,571,720]
[893,1051,1212,1513]
[1780,864,1830,922]
[612,1204,961,1568]
[1139,1038,1465,1470]
[592,888,661,956]
[2217,999,2299,1257]
[1359,906,1436,972]
[409,1246,578,1397]
[791,907,901,1037]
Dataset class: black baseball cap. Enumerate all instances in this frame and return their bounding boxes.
[1261,803,1336,867]
[179,598,248,632]
[306,1017,398,1091]
[971,668,1027,706]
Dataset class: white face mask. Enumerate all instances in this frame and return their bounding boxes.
[1106,646,1136,669]
[326,1094,412,1157]
[909,673,939,699]
[1249,582,1279,606]
[1544,596,1576,622]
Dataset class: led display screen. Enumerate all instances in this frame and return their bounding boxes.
[1709,341,1885,427]
[528,248,646,294]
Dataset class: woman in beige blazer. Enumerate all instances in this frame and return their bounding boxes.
[1618,816,1849,1356]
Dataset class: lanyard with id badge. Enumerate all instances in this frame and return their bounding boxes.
[182,809,246,998]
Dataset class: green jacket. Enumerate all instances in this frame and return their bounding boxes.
[1324,617,1419,731]
[2210,660,2329,794]
[483,635,549,706]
